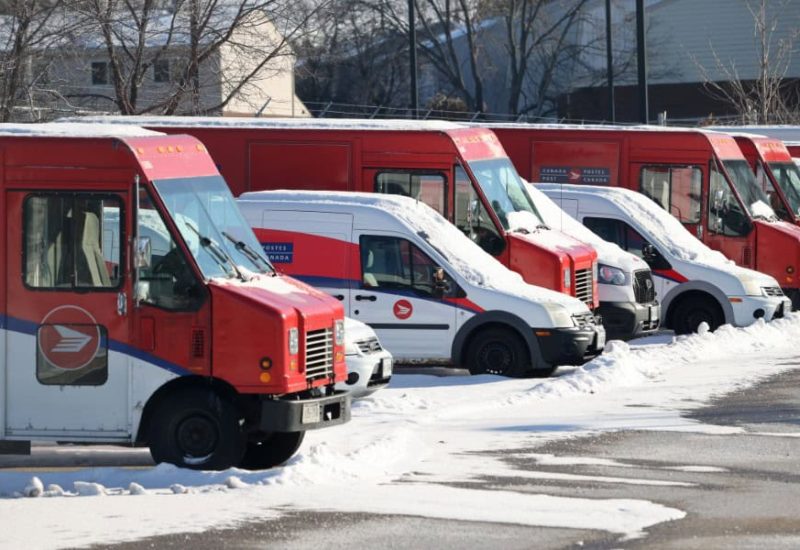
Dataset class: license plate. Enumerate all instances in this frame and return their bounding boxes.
[301,402,320,424]
[381,357,393,377]
[649,305,660,322]
[596,328,606,349]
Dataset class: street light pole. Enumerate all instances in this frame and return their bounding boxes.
[636,0,649,123]
[605,0,615,122]
[409,0,419,119]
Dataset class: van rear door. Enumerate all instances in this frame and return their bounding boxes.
[353,231,456,361]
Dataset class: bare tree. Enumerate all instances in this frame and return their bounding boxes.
[695,0,800,124]
[0,0,72,121]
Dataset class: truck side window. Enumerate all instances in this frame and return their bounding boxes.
[375,172,447,216]
[454,165,504,256]
[709,163,749,237]
[24,194,122,289]
[360,235,452,297]
[756,162,790,220]
[640,166,702,224]
[137,189,204,311]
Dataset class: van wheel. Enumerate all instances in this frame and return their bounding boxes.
[148,389,245,470]
[239,431,305,470]
[671,295,724,335]
[466,328,530,377]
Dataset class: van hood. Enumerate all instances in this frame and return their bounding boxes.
[669,256,780,296]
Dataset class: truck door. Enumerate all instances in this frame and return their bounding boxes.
[352,232,456,361]
[705,162,755,267]
[4,190,132,438]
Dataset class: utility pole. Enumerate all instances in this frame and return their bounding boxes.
[409,0,419,119]
[635,0,649,123]
[605,0,615,122]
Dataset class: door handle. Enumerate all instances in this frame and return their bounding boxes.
[117,292,127,316]
[355,294,377,302]
[333,294,345,301]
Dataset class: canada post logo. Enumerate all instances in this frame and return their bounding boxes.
[540,166,610,184]
[262,242,293,263]
[38,306,103,370]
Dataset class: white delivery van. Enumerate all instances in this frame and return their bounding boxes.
[540,184,792,334]
[340,317,392,397]
[524,182,660,340]
[237,191,605,377]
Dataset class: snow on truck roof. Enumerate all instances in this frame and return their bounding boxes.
[535,183,733,268]
[475,122,734,136]
[61,116,469,132]
[239,190,581,307]
[0,122,161,138]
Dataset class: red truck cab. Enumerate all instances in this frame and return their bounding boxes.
[0,124,349,470]
[68,117,599,309]
[486,123,800,308]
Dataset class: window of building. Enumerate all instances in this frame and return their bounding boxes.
[153,59,170,83]
[360,235,451,297]
[91,62,109,85]
[24,194,122,289]
[374,172,447,215]
[640,165,702,224]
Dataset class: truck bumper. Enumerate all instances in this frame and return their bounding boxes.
[535,323,605,366]
[598,301,660,341]
[258,391,351,433]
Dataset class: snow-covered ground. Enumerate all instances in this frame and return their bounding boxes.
[4,317,800,549]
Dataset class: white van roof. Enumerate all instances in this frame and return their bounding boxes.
[61,116,467,132]
[239,190,579,306]
[536,184,732,267]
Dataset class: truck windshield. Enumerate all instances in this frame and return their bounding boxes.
[468,157,544,230]
[153,175,274,279]
[722,159,776,220]
[769,162,800,217]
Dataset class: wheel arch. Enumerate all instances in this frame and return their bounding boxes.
[451,310,546,370]
[135,375,240,445]
[662,282,732,328]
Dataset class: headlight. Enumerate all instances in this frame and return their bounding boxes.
[334,319,345,345]
[563,268,572,289]
[738,276,763,297]
[545,304,574,328]
[288,328,299,355]
[597,264,628,286]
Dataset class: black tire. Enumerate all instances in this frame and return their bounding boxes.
[671,295,724,335]
[148,388,245,470]
[465,328,531,377]
[239,431,305,470]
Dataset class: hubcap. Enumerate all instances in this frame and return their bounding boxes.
[479,342,513,375]
[176,415,218,459]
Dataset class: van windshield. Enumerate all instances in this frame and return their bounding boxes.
[722,159,776,220]
[153,175,274,279]
[769,162,800,217]
[468,157,544,230]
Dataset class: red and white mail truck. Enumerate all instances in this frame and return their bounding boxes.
[64,117,600,312]
[0,124,349,471]
[485,123,800,308]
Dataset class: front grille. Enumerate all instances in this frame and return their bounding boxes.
[305,328,334,382]
[633,270,656,303]
[574,268,593,305]
[763,286,784,297]
[572,311,596,328]
[356,337,383,354]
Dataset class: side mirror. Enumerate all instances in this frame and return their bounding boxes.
[135,236,152,269]
[713,189,726,211]
[642,242,657,260]
[432,267,449,298]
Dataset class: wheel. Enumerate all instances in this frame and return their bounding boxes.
[239,431,305,470]
[671,295,724,335]
[148,388,245,470]
[465,328,531,377]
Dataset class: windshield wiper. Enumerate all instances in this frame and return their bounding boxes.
[184,222,243,280]
[222,231,275,275]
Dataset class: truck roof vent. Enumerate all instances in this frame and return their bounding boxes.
[191,328,205,358]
